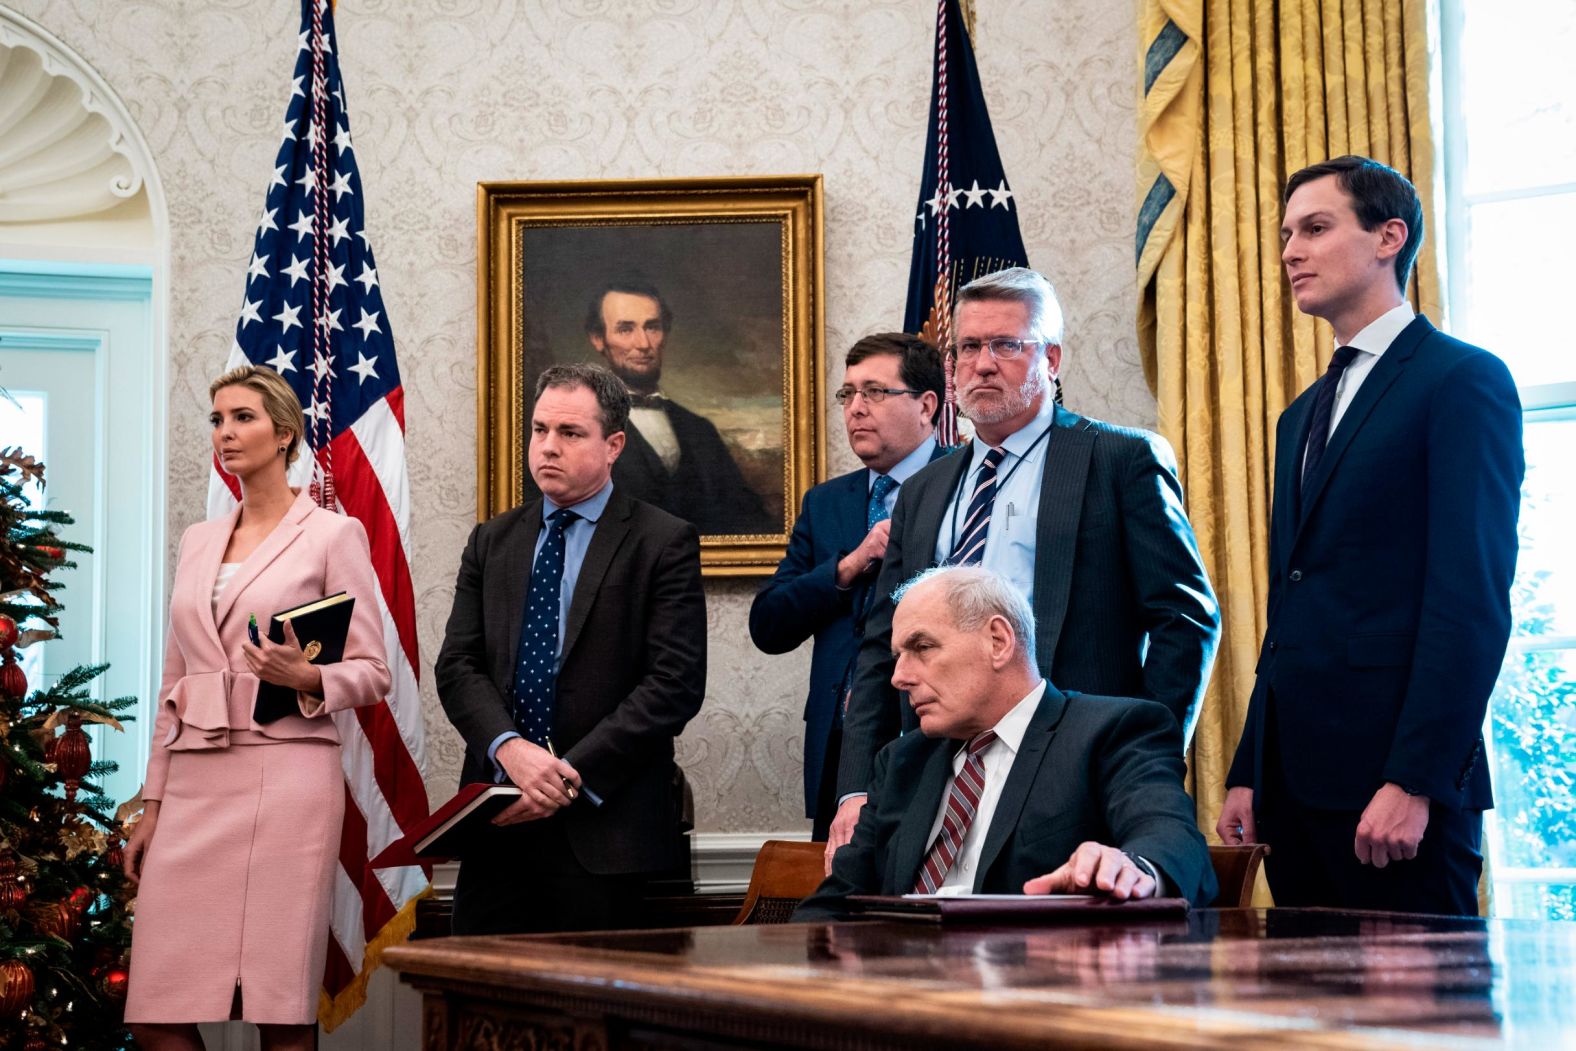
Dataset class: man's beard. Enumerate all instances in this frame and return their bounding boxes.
[959,367,1048,426]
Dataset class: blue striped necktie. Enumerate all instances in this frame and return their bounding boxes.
[511,507,579,746]
[948,446,1006,566]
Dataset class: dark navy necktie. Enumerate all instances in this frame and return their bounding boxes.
[867,473,898,530]
[948,447,1006,566]
[1300,344,1361,492]
[511,507,579,746]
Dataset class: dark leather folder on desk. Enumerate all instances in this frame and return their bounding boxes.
[846,894,1189,923]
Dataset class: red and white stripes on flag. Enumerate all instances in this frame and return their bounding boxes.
[211,0,430,1029]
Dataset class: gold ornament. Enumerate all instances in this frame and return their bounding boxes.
[59,820,106,861]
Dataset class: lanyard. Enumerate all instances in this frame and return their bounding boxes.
[944,421,1055,562]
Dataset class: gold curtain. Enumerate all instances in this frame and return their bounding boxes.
[1135,0,1443,878]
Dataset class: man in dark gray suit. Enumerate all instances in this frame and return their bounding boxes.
[795,566,1215,920]
[827,267,1220,864]
[436,363,706,934]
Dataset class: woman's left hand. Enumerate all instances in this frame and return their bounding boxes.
[242,618,324,694]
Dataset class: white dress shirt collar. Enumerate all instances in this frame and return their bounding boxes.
[1343,301,1415,358]
[873,436,938,491]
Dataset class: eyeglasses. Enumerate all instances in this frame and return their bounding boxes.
[949,338,1047,361]
[835,385,923,405]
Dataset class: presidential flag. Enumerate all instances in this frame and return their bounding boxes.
[905,0,1033,443]
[209,0,430,1028]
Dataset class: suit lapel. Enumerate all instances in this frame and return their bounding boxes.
[910,448,970,569]
[834,469,870,554]
[560,489,633,661]
[890,741,960,892]
[1032,409,1094,672]
[974,686,1068,887]
[503,502,545,662]
[213,491,312,630]
[1295,315,1429,535]
[194,509,239,655]
[1275,392,1316,562]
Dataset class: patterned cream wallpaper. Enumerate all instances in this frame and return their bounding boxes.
[14,0,1149,834]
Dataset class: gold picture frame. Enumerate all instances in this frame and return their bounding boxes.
[477,175,825,576]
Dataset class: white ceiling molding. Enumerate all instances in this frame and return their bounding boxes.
[0,8,148,223]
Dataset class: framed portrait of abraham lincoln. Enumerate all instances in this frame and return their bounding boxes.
[477,175,825,575]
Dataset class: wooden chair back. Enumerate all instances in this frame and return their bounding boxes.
[1209,843,1270,907]
[732,840,826,925]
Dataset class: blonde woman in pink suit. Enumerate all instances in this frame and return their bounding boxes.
[123,365,390,1051]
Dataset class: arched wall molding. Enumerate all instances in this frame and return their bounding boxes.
[0,4,170,756]
[0,7,157,221]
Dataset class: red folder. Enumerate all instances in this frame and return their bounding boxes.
[370,783,521,868]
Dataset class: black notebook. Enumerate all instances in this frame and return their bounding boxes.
[252,591,356,724]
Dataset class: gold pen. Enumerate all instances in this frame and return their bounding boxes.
[545,738,579,801]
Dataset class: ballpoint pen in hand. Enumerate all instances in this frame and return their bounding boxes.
[545,739,579,801]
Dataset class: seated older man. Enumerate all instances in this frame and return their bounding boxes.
[794,566,1215,921]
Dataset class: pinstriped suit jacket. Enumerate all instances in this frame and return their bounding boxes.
[836,406,1220,799]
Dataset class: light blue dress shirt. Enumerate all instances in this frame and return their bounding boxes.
[870,436,939,512]
[487,480,614,775]
[932,396,1058,608]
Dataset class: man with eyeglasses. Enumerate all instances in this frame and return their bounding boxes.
[826,266,1220,867]
[750,333,948,839]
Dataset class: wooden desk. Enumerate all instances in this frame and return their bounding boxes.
[385,909,1576,1050]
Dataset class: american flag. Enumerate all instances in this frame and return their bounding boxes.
[905,0,1034,443]
[208,0,430,1028]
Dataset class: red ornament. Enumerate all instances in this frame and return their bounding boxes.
[0,612,17,649]
[0,958,34,1019]
[105,835,124,872]
[29,899,79,942]
[0,851,25,909]
[102,966,129,999]
[34,546,63,562]
[0,655,25,701]
[67,885,93,915]
[46,712,91,803]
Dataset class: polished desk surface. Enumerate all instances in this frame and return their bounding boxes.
[385,908,1576,1050]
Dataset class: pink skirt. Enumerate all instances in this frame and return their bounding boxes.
[125,739,343,1024]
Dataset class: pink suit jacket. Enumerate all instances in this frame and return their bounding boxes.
[143,489,391,801]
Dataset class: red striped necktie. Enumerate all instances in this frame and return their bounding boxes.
[913,729,998,894]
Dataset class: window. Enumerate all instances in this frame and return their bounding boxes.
[1440,0,1576,919]
[0,390,47,697]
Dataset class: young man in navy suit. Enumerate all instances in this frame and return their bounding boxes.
[750,333,946,840]
[1218,156,1524,915]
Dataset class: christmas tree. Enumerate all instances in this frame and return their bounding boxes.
[1,446,137,1050]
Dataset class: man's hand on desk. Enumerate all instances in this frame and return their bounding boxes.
[1354,782,1429,867]
[824,795,866,875]
[493,737,581,825]
[1022,842,1158,901]
[1216,786,1258,845]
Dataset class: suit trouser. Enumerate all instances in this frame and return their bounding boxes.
[1259,691,1484,916]
[810,721,843,842]
[452,815,647,935]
